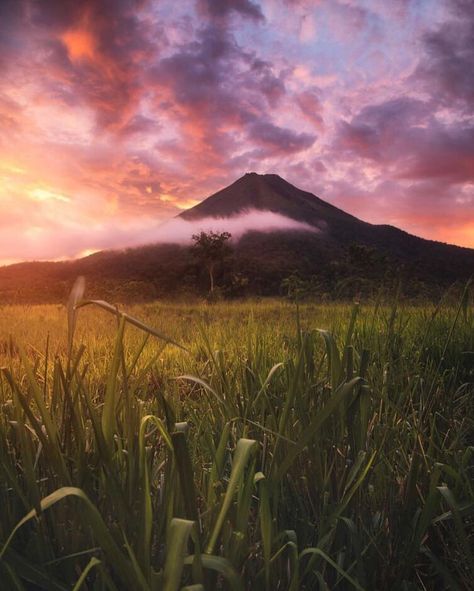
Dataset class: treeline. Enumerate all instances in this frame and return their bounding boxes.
[0,231,471,304]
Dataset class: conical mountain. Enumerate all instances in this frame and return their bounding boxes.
[178,172,412,249]
[179,172,357,228]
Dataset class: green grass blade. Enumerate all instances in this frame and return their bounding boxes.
[205,438,257,554]
[274,377,363,483]
[300,548,366,591]
[71,557,101,591]
[1,487,141,590]
[76,299,188,351]
[184,555,244,591]
[162,518,195,591]
[172,431,199,522]
[102,316,125,449]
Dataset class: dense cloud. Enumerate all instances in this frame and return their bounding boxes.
[336,98,430,162]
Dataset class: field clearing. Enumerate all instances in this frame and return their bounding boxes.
[1,298,472,367]
[0,295,473,590]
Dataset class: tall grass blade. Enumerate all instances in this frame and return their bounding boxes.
[205,438,257,554]
[162,518,194,591]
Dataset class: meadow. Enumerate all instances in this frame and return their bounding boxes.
[0,288,473,590]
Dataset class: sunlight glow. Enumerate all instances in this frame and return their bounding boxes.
[29,188,71,203]
[174,199,201,210]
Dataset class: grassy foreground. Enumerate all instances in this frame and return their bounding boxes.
[0,289,473,590]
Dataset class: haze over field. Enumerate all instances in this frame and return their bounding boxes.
[0,0,473,264]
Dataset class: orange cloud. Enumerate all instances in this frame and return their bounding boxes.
[61,28,96,62]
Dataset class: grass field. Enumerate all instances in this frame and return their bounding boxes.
[0,289,473,590]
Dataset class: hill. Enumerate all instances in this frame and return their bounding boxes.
[0,173,473,303]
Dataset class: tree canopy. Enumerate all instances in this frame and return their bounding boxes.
[191,231,232,294]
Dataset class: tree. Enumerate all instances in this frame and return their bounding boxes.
[191,231,232,294]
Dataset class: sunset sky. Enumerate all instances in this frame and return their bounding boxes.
[0,0,473,264]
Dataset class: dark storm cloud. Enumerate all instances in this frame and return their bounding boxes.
[250,58,286,106]
[397,124,474,183]
[152,23,281,113]
[152,26,239,109]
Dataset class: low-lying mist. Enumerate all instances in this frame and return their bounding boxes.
[154,209,317,244]
[0,210,318,266]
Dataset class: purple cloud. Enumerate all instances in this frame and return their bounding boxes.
[199,0,264,21]
[416,0,474,110]
[248,121,316,155]
[336,96,474,184]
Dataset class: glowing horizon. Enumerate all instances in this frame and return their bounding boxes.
[0,0,473,264]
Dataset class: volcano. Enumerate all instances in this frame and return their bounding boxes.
[178,172,473,260]
[179,172,354,226]
[0,172,473,303]
[178,171,373,244]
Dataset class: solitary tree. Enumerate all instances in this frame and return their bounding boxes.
[191,231,232,294]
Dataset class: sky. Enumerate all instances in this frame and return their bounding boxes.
[0,0,473,264]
